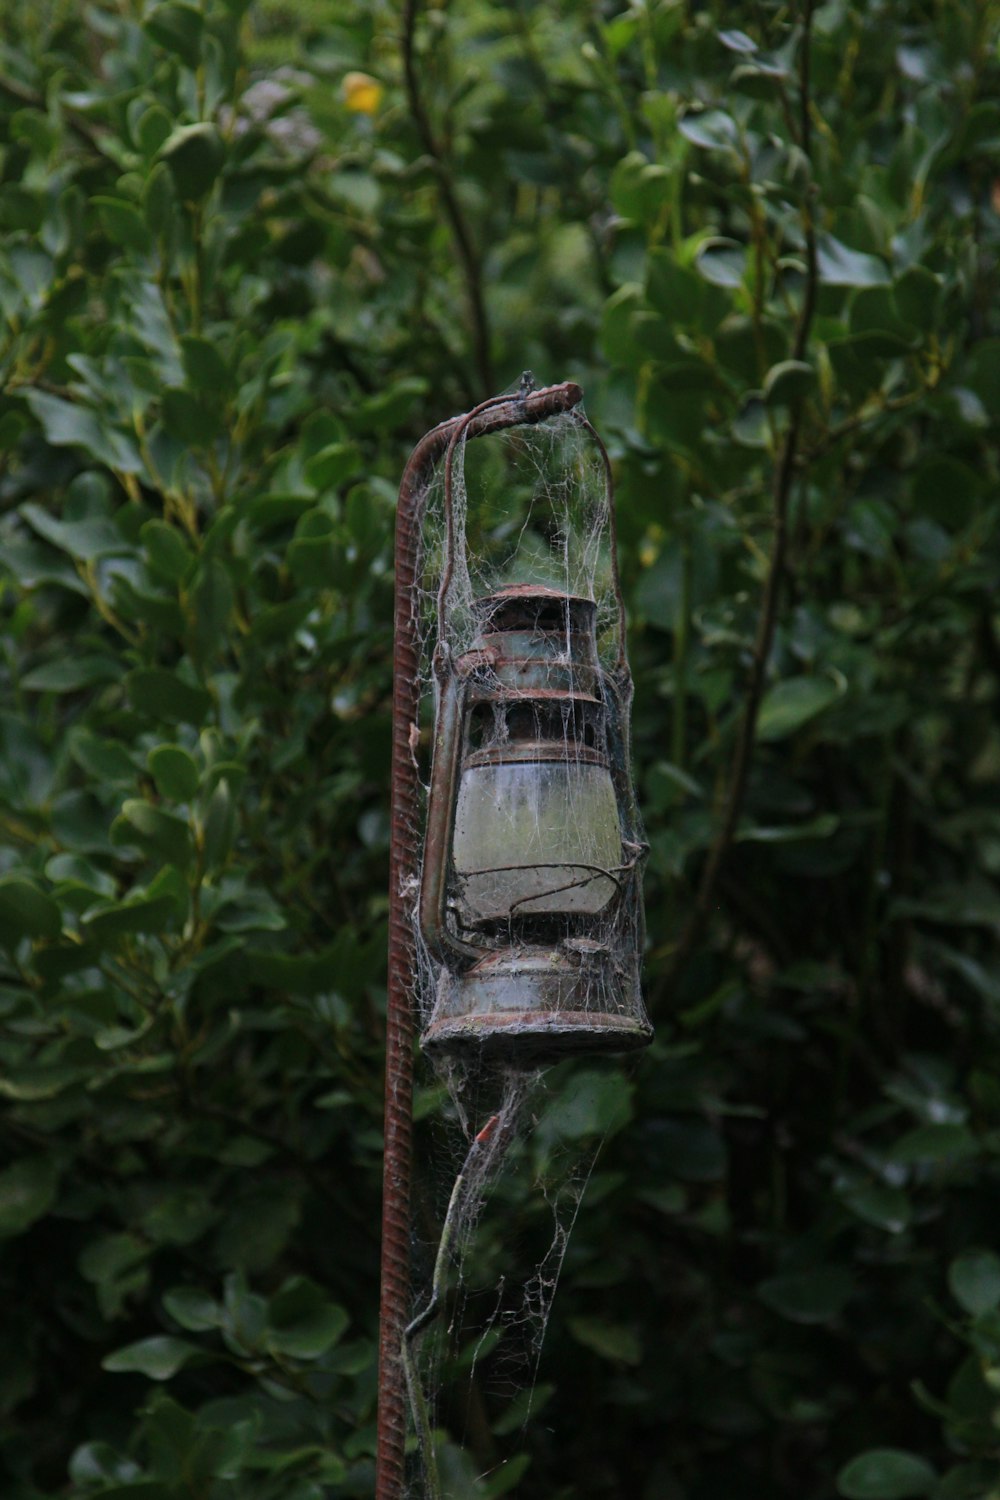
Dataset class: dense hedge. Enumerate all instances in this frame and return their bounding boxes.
[0,2,999,1497]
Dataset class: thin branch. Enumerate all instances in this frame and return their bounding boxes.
[401,0,495,398]
[655,1,818,1003]
[402,1113,509,1500]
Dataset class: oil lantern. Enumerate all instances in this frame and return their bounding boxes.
[417,429,652,1061]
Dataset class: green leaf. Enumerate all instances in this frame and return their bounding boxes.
[493,1384,555,1438]
[161,386,222,446]
[93,197,152,253]
[481,1453,532,1498]
[127,668,212,726]
[731,56,791,96]
[144,864,189,918]
[737,813,840,844]
[46,854,116,899]
[190,558,234,661]
[840,1183,912,1234]
[600,282,645,366]
[611,151,662,221]
[244,492,315,533]
[111,800,193,869]
[79,1233,149,1287]
[163,1286,221,1332]
[328,167,381,216]
[203,778,236,870]
[837,1450,936,1499]
[695,239,747,288]
[0,537,87,596]
[141,520,194,584]
[158,123,224,202]
[718,28,757,52]
[69,730,137,784]
[21,655,120,692]
[894,265,942,331]
[180,335,231,394]
[963,339,1000,418]
[354,376,428,433]
[763,359,816,406]
[567,1316,641,1365]
[731,395,769,447]
[142,1187,216,1247]
[949,1250,1000,1317]
[890,886,1000,929]
[102,1335,204,1380]
[82,894,178,940]
[304,443,362,491]
[22,393,141,472]
[646,248,717,331]
[678,109,739,151]
[888,1123,980,1164]
[538,1071,633,1143]
[9,244,53,307]
[817,233,890,287]
[287,534,336,588]
[266,1277,349,1360]
[135,104,173,158]
[0,877,61,941]
[756,674,844,741]
[145,3,204,69]
[68,1441,142,1486]
[20,502,127,561]
[0,1156,58,1237]
[849,286,915,349]
[142,160,175,235]
[932,1464,1000,1500]
[758,1267,853,1324]
[148,745,200,801]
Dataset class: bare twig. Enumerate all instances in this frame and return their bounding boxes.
[401,0,495,398]
[402,1112,510,1500]
[655,1,818,1003]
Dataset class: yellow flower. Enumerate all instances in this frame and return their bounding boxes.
[342,72,383,115]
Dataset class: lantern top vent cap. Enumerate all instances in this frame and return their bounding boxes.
[472,586,596,634]
[475,584,593,603]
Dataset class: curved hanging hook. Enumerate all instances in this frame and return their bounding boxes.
[437,388,539,646]
[433,382,629,670]
[573,412,628,673]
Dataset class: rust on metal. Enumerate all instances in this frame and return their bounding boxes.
[462,743,609,769]
[422,1009,652,1059]
[480,582,585,597]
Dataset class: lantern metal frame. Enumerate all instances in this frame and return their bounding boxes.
[417,576,650,1059]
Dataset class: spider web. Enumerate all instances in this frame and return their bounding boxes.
[397,381,650,1497]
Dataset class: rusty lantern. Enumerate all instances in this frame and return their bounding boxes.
[416,391,652,1063]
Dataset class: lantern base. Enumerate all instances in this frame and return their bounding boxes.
[421,946,652,1062]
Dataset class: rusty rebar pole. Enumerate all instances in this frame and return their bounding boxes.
[376,381,583,1500]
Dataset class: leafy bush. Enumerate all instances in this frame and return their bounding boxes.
[0,2,998,1497]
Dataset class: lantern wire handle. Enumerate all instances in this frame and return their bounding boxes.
[437,385,629,672]
[437,390,528,645]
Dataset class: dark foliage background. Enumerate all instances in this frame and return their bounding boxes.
[1,1,999,1496]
